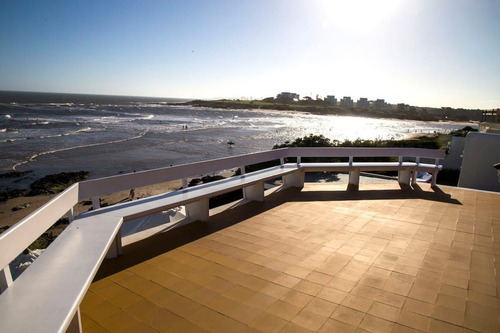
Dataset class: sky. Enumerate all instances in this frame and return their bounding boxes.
[1,0,499,109]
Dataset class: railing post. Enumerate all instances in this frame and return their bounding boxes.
[280,158,284,167]
[67,207,75,223]
[182,178,188,189]
[240,166,245,176]
[66,307,82,333]
[349,156,353,166]
[106,228,122,259]
[297,157,301,165]
[398,156,403,165]
[0,265,13,293]
[92,197,100,210]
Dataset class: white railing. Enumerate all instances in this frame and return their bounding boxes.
[0,147,444,291]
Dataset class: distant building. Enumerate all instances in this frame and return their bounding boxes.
[340,96,353,107]
[276,92,299,101]
[325,95,337,106]
[373,99,387,110]
[357,98,369,109]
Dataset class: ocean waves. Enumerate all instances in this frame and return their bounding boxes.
[0,99,472,190]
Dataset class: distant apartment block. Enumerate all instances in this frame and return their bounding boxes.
[340,96,353,107]
[357,98,369,109]
[373,99,387,110]
[325,95,337,105]
[276,92,299,101]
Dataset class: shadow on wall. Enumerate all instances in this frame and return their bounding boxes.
[458,133,500,192]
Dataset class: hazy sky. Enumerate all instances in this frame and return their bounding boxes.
[1,0,499,109]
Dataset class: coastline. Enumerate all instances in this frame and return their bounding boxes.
[183,99,482,123]
[0,178,183,237]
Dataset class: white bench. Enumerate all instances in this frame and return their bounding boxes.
[0,147,445,332]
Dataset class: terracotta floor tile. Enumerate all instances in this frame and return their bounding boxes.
[81,323,108,333]
[383,272,415,296]
[293,279,323,296]
[320,319,357,333]
[358,314,395,333]
[249,312,288,333]
[85,300,121,323]
[280,322,317,333]
[466,290,498,308]
[402,298,435,317]
[432,305,464,326]
[439,283,467,300]
[162,318,209,333]
[396,309,431,332]
[305,271,333,285]
[390,323,424,333]
[116,274,165,298]
[115,321,159,333]
[92,281,128,300]
[465,301,498,321]
[266,300,302,321]
[464,313,500,333]
[317,286,348,304]
[280,289,313,308]
[358,274,388,289]
[331,305,366,327]
[435,293,466,312]
[428,318,465,333]
[303,298,338,317]
[376,290,406,309]
[147,288,202,317]
[327,276,357,292]
[292,309,329,331]
[407,285,438,304]
[80,291,106,313]
[187,306,247,332]
[341,294,374,313]
[205,294,263,324]
[99,310,139,332]
[368,302,401,322]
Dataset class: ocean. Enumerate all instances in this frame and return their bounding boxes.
[0,91,470,189]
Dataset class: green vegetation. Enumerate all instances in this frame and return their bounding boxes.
[29,171,90,195]
[0,171,90,202]
[246,133,464,185]
[184,98,483,122]
[448,126,478,137]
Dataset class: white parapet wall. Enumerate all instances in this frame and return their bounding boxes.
[458,132,500,192]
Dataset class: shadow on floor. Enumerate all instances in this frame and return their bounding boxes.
[94,184,461,281]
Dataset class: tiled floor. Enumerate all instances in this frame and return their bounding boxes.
[81,182,500,332]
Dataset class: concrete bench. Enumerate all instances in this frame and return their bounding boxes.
[298,161,442,187]
[0,214,123,333]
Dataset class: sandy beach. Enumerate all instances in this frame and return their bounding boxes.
[0,178,184,237]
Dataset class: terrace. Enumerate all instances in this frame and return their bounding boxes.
[1,147,499,332]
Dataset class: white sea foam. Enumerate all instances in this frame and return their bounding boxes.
[12,130,149,170]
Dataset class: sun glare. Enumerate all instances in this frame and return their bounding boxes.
[320,0,401,32]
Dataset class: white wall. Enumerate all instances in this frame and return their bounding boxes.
[458,133,500,192]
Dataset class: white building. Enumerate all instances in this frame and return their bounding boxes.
[325,95,337,105]
[276,92,299,101]
[357,98,369,109]
[340,96,353,107]
[373,99,387,110]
